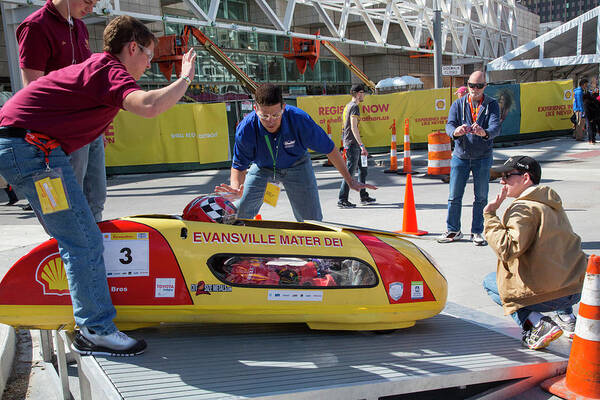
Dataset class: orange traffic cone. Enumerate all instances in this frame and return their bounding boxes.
[254,214,262,220]
[384,119,398,173]
[541,254,600,399]
[396,174,427,235]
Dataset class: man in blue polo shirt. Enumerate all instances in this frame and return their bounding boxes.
[216,83,375,221]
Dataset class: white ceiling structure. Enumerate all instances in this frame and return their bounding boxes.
[487,5,600,77]
[1,0,519,89]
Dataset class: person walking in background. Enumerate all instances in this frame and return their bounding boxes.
[582,92,599,144]
[438,71,501,246]
[0,175,18,205]
[17,0,106,220]
[482,156,586,350]
[455,86,467,99]
[573,78,588,141]
[215,83,376,221]
[0,15,197,356]
[338,83,376,208]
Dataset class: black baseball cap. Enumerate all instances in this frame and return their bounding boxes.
[351,84,367,93]
[491,155,541,184]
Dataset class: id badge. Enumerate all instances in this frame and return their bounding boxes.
[263,181,281,207]
[33,168,71,214]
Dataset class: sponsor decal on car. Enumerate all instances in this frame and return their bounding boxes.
[191,281,232,295]
[35,253,70,296]
[155,278,176,298]
[389,282,404,301]
[411,281,424,299]
[267,289,323,302]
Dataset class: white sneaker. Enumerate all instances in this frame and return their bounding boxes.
[437,231,463,243]
[552,313,576,339]
[71,326,147,357]
[471,233,487,246]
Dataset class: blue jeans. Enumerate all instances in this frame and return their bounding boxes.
[483,272,580,328]
[446,155,492,234]
[338,142,368,201]
[236,154,322,222]
[0,136,117,335]
[69,136,106,222]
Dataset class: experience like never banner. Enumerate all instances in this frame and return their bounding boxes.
[105,103,230,167]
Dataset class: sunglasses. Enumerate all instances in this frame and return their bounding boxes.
[468,82,486,89]
[501,171,525,179]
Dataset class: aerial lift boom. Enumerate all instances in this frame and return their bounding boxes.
[284,35,376,92]
[154,26,259,95]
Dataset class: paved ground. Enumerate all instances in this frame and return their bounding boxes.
[1,135,598,399]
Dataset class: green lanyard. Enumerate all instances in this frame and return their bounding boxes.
[264,134,280,180]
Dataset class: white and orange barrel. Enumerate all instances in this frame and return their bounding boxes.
[384,119,398,173]
[541,254,600,399]
[427,131,451,176]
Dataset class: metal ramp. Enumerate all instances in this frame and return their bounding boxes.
[75,313,568,400]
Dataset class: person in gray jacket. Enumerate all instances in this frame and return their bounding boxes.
[438,71,501,246]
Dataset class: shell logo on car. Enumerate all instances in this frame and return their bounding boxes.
[35,253,70,296]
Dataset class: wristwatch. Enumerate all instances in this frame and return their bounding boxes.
[181,75,192,85]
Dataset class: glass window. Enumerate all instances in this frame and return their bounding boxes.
[320,59,336,82]
[304,61,320,82]
[335,61,351,82]
[247,54,267,81]
[230,53,247,77]
[257,34,275,52]
[227,0,248,21]
[276,36,289,52]
[286,59,304,82]
[267,56,285,81]
[209,255,378,288]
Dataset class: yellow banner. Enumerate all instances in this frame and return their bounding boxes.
[298,89,452,146]
[192,103,230,164]
[105,103,229,167]
[520,80,573,134]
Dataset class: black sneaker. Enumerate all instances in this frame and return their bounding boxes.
[360,196,376,205]
[20,203,32,211]
[71,327,147,357]
[337,200,356,208]
[522,316,563,350]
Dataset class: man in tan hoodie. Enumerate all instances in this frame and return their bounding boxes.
[482,155,587,350]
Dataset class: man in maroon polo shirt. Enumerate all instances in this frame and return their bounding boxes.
[0,15,196,356]
[17,0,107,221]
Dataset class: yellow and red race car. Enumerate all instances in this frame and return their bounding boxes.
[0,196,447,332]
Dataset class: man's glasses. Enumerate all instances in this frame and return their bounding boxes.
[256,110,284,120]
[501,171,525,179]
[468,82,486,89]
[137,42,154,61]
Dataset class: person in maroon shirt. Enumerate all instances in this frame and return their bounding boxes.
[17,0,107,221]
[0,15,196,356]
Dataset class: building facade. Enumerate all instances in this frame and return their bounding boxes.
[520,0,599,23]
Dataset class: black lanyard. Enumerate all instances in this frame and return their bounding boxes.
[263,133,280,180]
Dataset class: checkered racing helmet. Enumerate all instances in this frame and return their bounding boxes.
[182,195,238,224]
